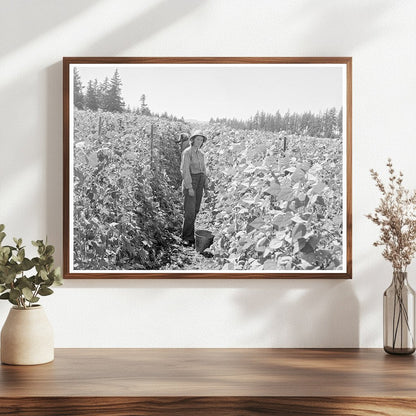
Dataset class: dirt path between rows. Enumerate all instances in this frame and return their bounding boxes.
[167,197,221,271]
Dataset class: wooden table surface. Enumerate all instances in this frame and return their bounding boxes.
[1,348,415,415]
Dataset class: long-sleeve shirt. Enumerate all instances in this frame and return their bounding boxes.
[180,147,207,190]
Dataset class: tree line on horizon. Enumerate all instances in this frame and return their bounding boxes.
[73,68,184,122]
[210,107,343,138]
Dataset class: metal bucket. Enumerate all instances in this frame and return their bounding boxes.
[195,229,214,253]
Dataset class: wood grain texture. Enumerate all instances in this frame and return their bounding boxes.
[1,349,416,415]
[62,56,352,280]
[0,397,416,416]
[63,57,352,64]
[2,348,416,397]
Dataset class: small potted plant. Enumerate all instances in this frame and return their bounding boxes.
[367,159,416,355]
[0,224,62,365]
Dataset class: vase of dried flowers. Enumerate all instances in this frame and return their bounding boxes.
[367,159,416,355]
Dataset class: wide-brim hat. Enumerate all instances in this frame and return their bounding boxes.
[189,130,207,143]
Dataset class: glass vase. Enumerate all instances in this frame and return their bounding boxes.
[383,271,415,355]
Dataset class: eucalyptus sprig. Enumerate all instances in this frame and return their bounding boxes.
[0,224,62,309]
[366,159,416,271]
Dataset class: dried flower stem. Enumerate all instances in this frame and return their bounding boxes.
[366,159,416,271]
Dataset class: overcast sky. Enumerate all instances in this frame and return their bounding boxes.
[75,63,345,122]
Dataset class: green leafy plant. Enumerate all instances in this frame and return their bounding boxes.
[0,224,62,309]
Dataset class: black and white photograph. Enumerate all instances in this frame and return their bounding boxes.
[63,57,352,279]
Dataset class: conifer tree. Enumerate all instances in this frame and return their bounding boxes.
[275,110,282,131]
[106,69,125,112]
[85,79,99,111]
[98,77,110,111]
[140,94,151,115]
[73,67,84,110]
[337,107,343,137]
[282,110,291,131]
[323,107,338,138]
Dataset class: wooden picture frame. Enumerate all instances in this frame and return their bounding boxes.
[63,57,352,279]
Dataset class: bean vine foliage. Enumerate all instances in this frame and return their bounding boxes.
[73,110,187,270]
[203,125,344,271]
[73,110,344,271]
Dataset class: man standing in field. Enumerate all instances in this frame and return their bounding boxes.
[180,130,209,247]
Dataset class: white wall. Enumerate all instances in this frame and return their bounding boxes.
[1,0,415,348]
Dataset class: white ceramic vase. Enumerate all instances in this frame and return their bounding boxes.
[1,305,54,365]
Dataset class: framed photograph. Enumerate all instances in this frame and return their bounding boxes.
[63,57,352,279]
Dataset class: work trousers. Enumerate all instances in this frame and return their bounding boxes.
[182,173,205,242]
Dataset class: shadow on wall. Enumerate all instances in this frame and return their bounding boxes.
[233,279,359,348]
[0,0,101,57]
[289,0,394,53]
[46,62,64,263]
[82,0,205,55]
[56,276,359,348]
